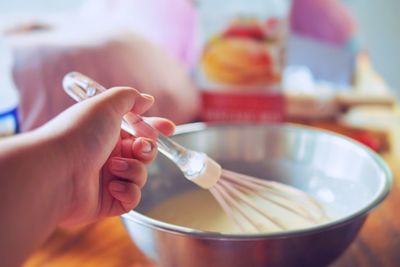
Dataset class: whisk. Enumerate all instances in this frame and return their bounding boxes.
[63,72,328,233]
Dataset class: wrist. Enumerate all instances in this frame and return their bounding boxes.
[31,127,75,224]
[0,129,76,265]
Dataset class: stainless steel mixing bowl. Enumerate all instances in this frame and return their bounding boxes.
[121,123,392,267]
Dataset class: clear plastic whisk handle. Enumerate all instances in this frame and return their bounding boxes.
[62,71,190,164]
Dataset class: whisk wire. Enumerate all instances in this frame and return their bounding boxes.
[221,170,328,222]
[219,179,288,231]
[209,186,246,232]
[221,171,321,223]
[214,182,265,232]
[233,182,316,223]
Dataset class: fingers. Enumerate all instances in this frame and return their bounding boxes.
[144,117,176,136]
[120,137,156,164]
[108,157,148,212]
[108,157,148,188]
[120,116,175,147]
[109,180,141,212]
[119,116,175,164]
[131,138,157,164]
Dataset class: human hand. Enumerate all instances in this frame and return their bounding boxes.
[40,86,175,226]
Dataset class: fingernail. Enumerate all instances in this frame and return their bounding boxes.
[141,139,153,153]
[141,93,154,101]
[110,158,129,171]
[110,182,127,192]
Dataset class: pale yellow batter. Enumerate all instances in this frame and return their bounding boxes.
[146,189,330,234]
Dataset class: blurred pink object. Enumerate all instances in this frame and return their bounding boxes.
[9,29,199,131]
[291,0,357,46]
[80,0,198,70]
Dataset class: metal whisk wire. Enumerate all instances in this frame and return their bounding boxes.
[209,170,328,232]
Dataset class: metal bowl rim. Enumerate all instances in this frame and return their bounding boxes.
[122,122,392,240]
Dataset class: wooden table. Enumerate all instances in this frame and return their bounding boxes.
[23,139,400,267]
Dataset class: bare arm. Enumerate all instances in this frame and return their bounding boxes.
[0,130,71,267]
[0,87,175,267]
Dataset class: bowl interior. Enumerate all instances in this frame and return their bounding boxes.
[131,124,391,233]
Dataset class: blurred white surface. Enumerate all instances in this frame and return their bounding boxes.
[0,0,83,15]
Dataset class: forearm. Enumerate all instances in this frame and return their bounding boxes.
[0,129,71,267]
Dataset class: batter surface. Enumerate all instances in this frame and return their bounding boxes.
[146,189,330,234]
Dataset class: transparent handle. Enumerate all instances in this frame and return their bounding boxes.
[62,72,206,178]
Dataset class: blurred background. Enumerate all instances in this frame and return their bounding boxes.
[1,0,400,154]
[345,0,400,96]
[1,0,399,93]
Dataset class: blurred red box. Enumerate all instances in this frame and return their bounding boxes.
[201,91,285,122]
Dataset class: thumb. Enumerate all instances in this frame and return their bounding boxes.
[97,87,141,117]
[95,87,155,118]
[41,86,153,139]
